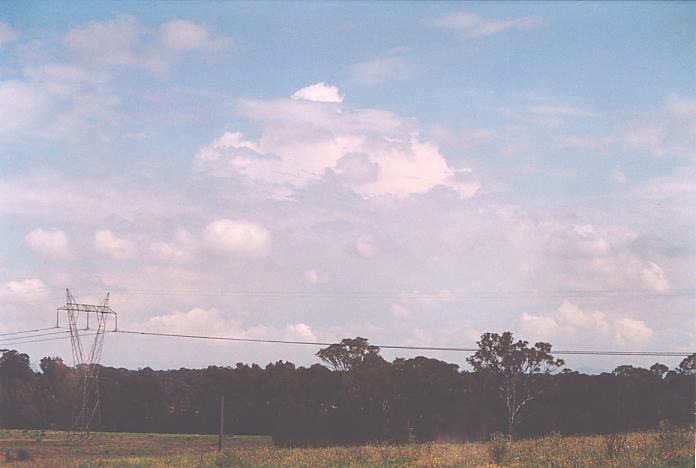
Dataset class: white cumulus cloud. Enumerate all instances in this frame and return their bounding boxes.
[64,15,230,73]
[94,229,136,260]
[291,82,343,103]
[150,229,197,263]
[613,318,654,348]
[0,278,47,303]
[203,219,271,258]
[195,84,480,200]
[25,228,72,260]
[520,300,654,348]
[142,307,316,342]
[284,323,317,341]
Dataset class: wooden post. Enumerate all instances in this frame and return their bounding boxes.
[218,394,224,451]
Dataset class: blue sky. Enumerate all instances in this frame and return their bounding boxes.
[1,2,694,371]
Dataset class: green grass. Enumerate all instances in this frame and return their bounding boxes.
[0,429,693,467]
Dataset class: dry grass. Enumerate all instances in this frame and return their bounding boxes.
[0,429,693,467]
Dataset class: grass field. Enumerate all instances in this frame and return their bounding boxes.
[0,428,693,467]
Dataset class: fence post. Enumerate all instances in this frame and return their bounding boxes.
[218,394,224,451]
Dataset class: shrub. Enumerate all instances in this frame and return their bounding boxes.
[488,432,511,464]
[605,433,627,460]
[16,449,32,461]
[3,449,32,462]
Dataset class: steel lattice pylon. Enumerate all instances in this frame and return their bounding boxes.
[57,289,117,440]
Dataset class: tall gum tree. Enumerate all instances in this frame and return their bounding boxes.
[466,332,565,436]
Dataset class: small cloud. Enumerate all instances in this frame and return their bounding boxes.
[520,300,654,349]
[0,21,19,47]
[0,80,50,137]
[354,235,377,258]
[398,289,457,307]
[613,317,654,347]
[610,165,628,183]
[143,307,231,335]
[390,303,411,319]
[291,82,343,103]
[94,229,136,260]
[622,96,696,159]
[63,16,147,69]
[150,229,197,263]
[0,278,47,303]
[203,219,271,258]
[429,12,543,38]
[304,269,328,285]
[63,15,231,73]
[546,224,612,258]
[664,96,696,116]
[25,228,72,260]
[159,19,231,53]
[639,261,670,292]
[141,307,316,343]
[284,323,317,341]
[349,51,412,85]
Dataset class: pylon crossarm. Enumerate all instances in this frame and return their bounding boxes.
[58,303,116,314]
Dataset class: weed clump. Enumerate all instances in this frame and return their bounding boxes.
[214,450,241,467]
[4,449,32,462]
[605,433,627,459]
[31,430,45,444]
[488,432,511,464]
[656,420,692,455]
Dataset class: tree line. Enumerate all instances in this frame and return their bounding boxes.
[0,332,693,446]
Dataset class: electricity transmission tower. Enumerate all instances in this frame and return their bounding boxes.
[57,289,117,440]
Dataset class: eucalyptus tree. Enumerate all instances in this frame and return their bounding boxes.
[467,332,565,436]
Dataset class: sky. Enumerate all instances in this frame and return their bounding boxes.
[1,1,694,372]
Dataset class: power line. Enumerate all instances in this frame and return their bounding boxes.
[0,330,69,343]
[110,289,696,299]
[0,326,60,337]
[115,329,693,357]
[2,327,691,358]
[25,284,696,299]
[1,332,103,346]
[117,329,336,347]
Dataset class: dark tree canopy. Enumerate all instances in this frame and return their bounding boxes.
[316,337,381,372]
[0,349,32,381]
[467,332,565,376]
[0,338,693,445]
[649,363,669,378]
[677,353,695,375]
